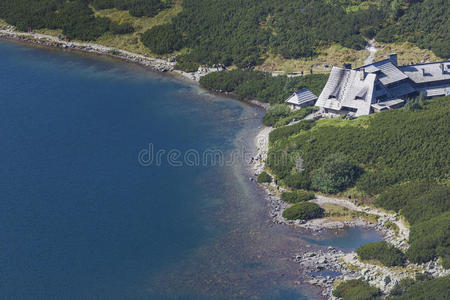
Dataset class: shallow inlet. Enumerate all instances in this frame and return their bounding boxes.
[0,40,382,300]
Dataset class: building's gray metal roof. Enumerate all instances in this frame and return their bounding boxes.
[285,89,318,106]
[357,60,408,86]
[386,81,416,98]
[419,84,450,97]
[316,67,376,116]
[399,62,450,84]
[364,65,380,73]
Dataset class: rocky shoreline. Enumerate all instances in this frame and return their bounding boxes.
[0,28,273,111]
[248,124,448,299]
[294,247,449,299]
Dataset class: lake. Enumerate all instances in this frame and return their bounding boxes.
[0,40,381,299]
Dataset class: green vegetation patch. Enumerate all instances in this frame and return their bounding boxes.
[268,120,315,144]
[282,202,324,220]
[376,0,449,58]
[165,0,388,67]
[267,97,450,267]
[92,0,167,18]
[390,275,450,300]
[174,53,200,72]
[311,153,360,194]
[141,23,183,54]
[257,171,272,183]
[333,279,381,300]
[282,172,311,190]
[0,0,168,40]
[274,106,318,128]
[281,190,315,204]
[357,241,406,267]
[374,181,450,225]
[406,212,450,266]
[267,97,450,196]
[374,181,450,266]
[199,70,328,105]
[262,104,291,126]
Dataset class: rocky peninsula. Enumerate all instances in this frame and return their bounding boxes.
[249,122,449,299]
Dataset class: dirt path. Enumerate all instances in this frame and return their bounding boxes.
[364,39,378,66]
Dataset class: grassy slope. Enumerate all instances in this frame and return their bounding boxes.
[258,41,443,75]
[374,41,443,65]
[91,1,183,56]
[256,44,369,74]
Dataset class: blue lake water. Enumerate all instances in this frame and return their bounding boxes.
[302,227,384,252]
[0,40,382,299]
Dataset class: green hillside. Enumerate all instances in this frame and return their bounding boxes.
[267,97,450,267]
[1,0,448,69]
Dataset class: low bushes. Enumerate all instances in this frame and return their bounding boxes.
[257,171,272,183]
[274,106,318,128]
[333,279,381,300]
[390,275,450,300]
[357,241,406,267]
[282,202,323,220]
[262,104,291,126]
[267,97,450,196]
[175,54,200,73]
[109,22,134,34]
[311,153,359,194]
[199,70,328,105]
[282,172,311,190]
[281,190,315,203]
[268,120,315,143]
[374,180,438,214]
[141,24,184,54]
[406,212,450,265]
[374,181,450,266]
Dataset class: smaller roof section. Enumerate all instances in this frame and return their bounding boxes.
[285,89,318,106]
[399,61,450,84]
[356,59,408,86]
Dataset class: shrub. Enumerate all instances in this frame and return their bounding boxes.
[282,172,311,190]
[257,171,272,183]
[357,241,406,267]
[109,22,134,34]
[274,106,318,128]
[269,120,315,143]
[282,202,324,220]
[404,93,426,111]
[175,54,200,72]
[406,212,450,265]
[399,184,450,226]
[200,71,328,104]
[268,97,450,195]
[281,190,315,203]
[392,275,450,300]
[374,181,437,213]
[262,104,291,126]
[311,153,359,194]
[390,278,415,296]
[356,170,400,196]
[141,24,183,54]
[333,279,381,300]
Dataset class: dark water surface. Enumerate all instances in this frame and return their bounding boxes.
[0,40,381,299]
